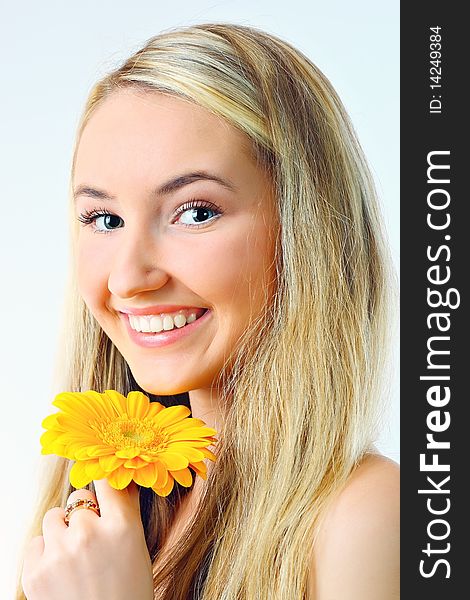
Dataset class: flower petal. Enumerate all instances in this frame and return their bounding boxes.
[75,444,114,460]
[153,405,191,428]
[41,443,67,456]
[163,417,206,435]
[99,454,125,472]
[189,461,207,480]
[164,443,205,462]
[132,461,158,487]
[146,402,166,419]
[170,467,193,487]
[107,465,134,489]
[132,460,168,488]
[84,460,107,479]
[102,389,129,416]
[155,460,169,488]
[70,460,93,489]
[54,392,107,420]
[115,447,141,459]
[158,452,189,470]
[167,426,218,441]
[124,455,148,469]
[41,413,62,431]
[152,472,175,497]
[55,414,95,434]
[136,454,156,462]
[66,438,103,458]
[166,439,215,448]
[52,392,98,420]
[86,445,116,457]
[40,429,61,448]
[74,446,94,460]
[199,448,217,461]
[125,391,150,419]
[83,390,118,419]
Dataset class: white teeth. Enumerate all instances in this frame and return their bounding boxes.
[128,311,201,333]
[140,318,151,332]
[150,316,164,332]
[163,315,173,330]
[173,314,186,328]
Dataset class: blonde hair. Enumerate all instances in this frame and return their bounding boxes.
[16,22,396,599]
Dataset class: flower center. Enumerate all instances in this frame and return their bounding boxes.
[96,417,168,452]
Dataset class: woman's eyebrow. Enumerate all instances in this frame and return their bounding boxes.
[73,170,237,202]
[156,171,237,196]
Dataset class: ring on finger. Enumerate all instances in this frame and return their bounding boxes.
[64,498,101,526]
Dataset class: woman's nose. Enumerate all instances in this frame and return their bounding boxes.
[107,229,170,299]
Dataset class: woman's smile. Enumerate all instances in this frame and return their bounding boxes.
[126,307,206,332]
[73,88,278,395]
[120,307,213,348]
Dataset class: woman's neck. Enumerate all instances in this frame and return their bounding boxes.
[188,387,224,434]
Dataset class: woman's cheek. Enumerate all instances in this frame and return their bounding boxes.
[76,241,109,311]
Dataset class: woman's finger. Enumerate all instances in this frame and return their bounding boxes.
[63,487,101,528]
[41,507,68,547]
[92,478,140,522]
[66,487,98,507]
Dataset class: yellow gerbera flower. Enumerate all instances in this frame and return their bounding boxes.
[40,390,218,497]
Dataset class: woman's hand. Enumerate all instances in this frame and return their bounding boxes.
[21,478,154,600]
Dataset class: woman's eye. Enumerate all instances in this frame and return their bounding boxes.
[174,200,223,228]
[77,209,123,234]
[94,213,123,232]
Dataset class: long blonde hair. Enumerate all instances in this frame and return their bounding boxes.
[16,22,396,599]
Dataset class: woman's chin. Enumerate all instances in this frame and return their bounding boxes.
[126,359,219,397]
[132,377,190,397]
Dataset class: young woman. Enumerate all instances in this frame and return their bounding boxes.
[17,22,399,599]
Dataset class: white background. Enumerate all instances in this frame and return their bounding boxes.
[0,1,399,596]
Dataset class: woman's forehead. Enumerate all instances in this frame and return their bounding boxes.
[76,89,253,166]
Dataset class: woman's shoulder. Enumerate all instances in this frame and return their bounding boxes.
[334,451,400,506]
[308,452,400,599]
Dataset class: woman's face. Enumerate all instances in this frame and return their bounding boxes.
[73,89,278,395]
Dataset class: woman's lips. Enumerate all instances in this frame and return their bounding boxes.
[121,308,212,348]
[119,305,207,317]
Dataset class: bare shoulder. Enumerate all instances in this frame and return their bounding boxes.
[309,452,400,599]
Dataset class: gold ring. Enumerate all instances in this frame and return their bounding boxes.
[64,498,101,526]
